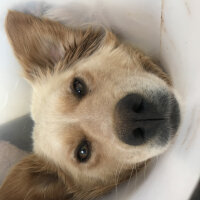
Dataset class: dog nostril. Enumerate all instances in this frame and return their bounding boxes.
[132,128,145,140]
[132,100,144,113]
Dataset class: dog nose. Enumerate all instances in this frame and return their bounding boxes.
[115,93,171,146]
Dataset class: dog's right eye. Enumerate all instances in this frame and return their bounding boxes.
[71,77,87,98]
[76,140,91,163]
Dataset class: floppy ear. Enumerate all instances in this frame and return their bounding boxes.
[0,154,116,200]
[5,11,105,82]
[0,154,144,200]
[0,154,73,200]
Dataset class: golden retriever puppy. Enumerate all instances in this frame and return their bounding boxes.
[0,11,180,200]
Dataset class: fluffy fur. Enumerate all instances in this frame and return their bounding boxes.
[0,141,27,185]
[0,10,179,200]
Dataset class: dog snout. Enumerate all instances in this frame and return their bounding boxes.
[114,93,180,146]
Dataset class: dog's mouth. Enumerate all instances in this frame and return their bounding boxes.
[114,91,180,146]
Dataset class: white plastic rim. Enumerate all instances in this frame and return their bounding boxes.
[0,0,200,200]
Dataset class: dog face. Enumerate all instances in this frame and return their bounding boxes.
[2,11,180,199]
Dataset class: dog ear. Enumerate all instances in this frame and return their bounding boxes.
[0,154,73,200]
[5,11,105,82]
[0,154,140,200]
[0,154,117,200]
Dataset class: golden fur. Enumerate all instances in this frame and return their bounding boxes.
[0,154,144,200]
[0,11,177,200]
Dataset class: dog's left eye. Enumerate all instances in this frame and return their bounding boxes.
[71,77,87,98]
[76,140,91,163]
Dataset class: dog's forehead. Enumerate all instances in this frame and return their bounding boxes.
[71,45,142,76]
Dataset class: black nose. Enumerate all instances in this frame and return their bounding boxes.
[114,93,180,146]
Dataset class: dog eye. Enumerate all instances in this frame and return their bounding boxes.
[71,78,87,98]
[76,140,91,163]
